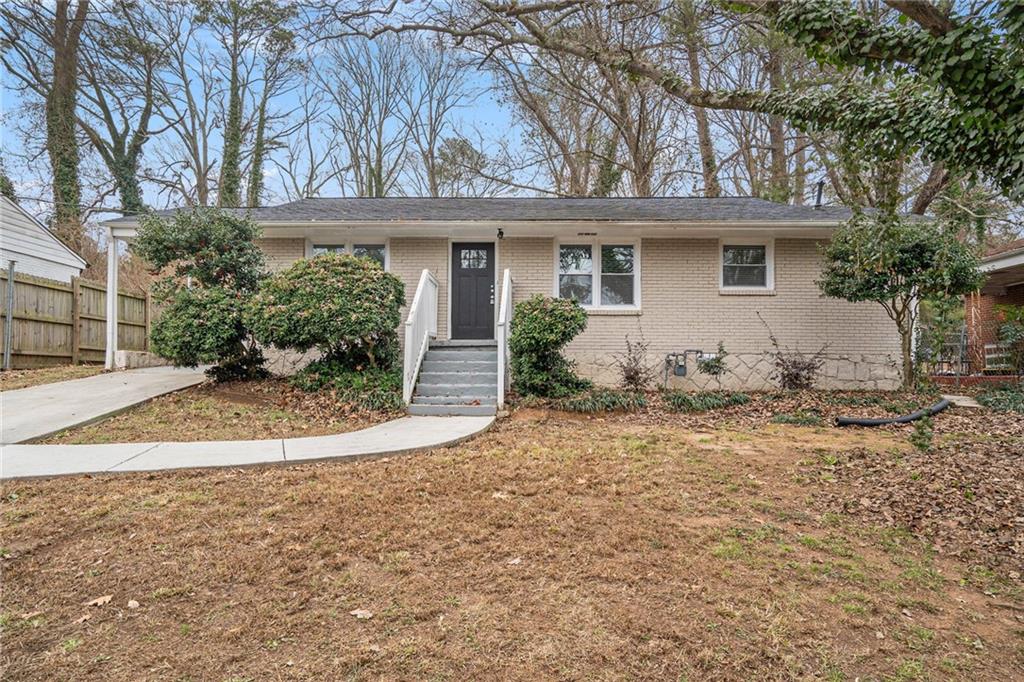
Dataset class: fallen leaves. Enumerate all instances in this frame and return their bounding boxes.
[84,595,112,607]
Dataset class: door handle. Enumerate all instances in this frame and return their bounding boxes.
[490,284,495,305]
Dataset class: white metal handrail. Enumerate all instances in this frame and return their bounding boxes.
[403,269,439,404]
[496,268,513,409]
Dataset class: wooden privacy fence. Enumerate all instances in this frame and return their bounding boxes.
[0,271,151,369]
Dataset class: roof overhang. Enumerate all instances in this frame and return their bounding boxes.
[981,247,1024,294]
[108,219,842,241]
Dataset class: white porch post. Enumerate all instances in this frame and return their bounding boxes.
[104,229,119,369]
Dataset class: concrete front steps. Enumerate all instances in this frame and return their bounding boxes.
[408,340,498,416]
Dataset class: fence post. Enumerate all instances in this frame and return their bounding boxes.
[144,289,152,351]
[3,260,15,370]
[71,276,81,365]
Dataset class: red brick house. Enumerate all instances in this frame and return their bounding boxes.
[965,239,1024,372]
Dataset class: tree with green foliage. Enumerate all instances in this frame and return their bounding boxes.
[819,211,984,388]
[134,209,267,380]
[246,254,405,371]
[509,295,590,397]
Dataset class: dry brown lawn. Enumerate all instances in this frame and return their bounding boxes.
[43,379,391,444]
[0,365,104,392]
[2,409,1022,680]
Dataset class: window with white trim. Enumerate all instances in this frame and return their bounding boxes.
[311,241,387,268]
[557,241,638,307]
[721,242,771,289]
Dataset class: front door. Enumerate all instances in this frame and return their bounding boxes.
[451,242,495,340]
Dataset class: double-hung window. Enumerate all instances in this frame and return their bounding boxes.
[310,241,387,269]
[557,241,638,308]
[721,241,773,290]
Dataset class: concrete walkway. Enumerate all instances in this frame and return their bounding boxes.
[942,394,983,409]
[1,366,207,444]
[0,415,494,480]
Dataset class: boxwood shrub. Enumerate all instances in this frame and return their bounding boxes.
[509,295,590,397]
[246,254,405,371]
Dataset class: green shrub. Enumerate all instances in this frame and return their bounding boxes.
[696,342,730,389]
[246,254,405,370]
[976,383,1024,413]
[663,390,750,413]
[134,208,265,292]
[554,388,647,413]
[909,416,934,452]
[509,295,590,397]
[292,359,403,413]
[771,410,824,426]
[137,209,267,380]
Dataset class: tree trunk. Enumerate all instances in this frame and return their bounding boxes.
[246,94,269,208]
[765,49,789,203]
[218,18,243,207]
[680,4,721,198]
[900,320,915,389]
[792,133,808,205]
[47,0,89,250]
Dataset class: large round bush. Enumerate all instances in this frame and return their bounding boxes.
[509,295,589,397]
[150,286,266,381]
[246,254,405,369]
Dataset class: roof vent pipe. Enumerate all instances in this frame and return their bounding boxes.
[814,180,824,209]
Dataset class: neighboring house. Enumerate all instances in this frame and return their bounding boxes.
[0,195,86,283]
[965,239,1024,373]
[103,197,903,411]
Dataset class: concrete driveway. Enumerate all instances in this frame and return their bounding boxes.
[1,366,206,444]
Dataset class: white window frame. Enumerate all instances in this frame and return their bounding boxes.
[553,239,641,310]
[719,237,774,293]
[305,238,390,270]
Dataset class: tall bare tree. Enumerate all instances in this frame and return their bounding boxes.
[1,0,89,248]
[317,36,412,197]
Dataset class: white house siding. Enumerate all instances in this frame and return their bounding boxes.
[0,197,85,283]
[254,235,902,389]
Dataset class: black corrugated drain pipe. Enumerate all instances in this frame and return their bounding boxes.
[835,399,952,427]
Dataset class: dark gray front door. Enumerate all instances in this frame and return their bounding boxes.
[451,242,495,340]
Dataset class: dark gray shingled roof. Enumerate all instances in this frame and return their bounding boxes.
[106,196,854,226]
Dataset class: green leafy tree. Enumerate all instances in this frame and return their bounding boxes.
[819,211,984,388]
[245,254,405,371]
[509,295,590,397]
[135,208,267,380]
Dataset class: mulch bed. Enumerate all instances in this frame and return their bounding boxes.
[514,388,942,430]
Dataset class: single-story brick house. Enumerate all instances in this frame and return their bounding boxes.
[964,238,1024,372]
[103,197,902,413]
